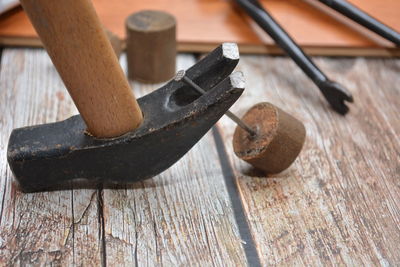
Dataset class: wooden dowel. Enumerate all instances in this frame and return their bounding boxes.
[20,0,143,138]
[233,102,306,174]
[126,10,176,83]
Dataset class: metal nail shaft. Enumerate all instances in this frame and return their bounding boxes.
[175,70,257,137]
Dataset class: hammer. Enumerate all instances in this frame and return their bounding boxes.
[7,0,244,192]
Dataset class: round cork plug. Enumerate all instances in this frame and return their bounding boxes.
[126,10,176,83]
[233,102,306,174]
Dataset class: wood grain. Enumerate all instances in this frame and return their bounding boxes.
[20,0,143,138]
[0,49,251,265]
[0,49,103,265]
[1,47,399,265]
[0,0,399,56]
[217,55,400,265]
[100,54,248,266]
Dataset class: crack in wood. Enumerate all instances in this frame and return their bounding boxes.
[2,49,399,265]
[97,187,107,267]
[211,126,262,267]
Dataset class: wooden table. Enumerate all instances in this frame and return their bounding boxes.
[0,47,399,266]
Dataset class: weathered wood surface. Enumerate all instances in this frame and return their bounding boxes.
[217,56,400,265]
[101,54,247,266]
[0,49,103,265]
[0,47,399,266]
[0,50,249,266]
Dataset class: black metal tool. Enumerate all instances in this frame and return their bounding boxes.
[7,43,244,192]
[318,0,400,46]
[235,0,354,115]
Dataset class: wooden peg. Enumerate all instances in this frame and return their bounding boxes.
[233,102,306,174]
[126,10,176,83]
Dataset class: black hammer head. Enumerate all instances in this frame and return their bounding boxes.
[7,43,244,192]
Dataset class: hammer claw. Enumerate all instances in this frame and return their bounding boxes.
[7,43,244,192]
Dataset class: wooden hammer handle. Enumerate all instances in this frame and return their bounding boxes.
[20,0,143,138]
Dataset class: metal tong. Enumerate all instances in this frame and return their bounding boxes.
[235,0,400,114]
[318,0,400,46]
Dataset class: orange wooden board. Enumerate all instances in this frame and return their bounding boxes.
[0,0,399,56]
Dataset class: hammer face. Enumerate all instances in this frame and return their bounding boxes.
[7,43,244,192]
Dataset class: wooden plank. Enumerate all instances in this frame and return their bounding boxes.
[0,0,399,56]
[2,37,399,58]
[0,49,103,265]
[216,56,400,265]
[100,54,248,266]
